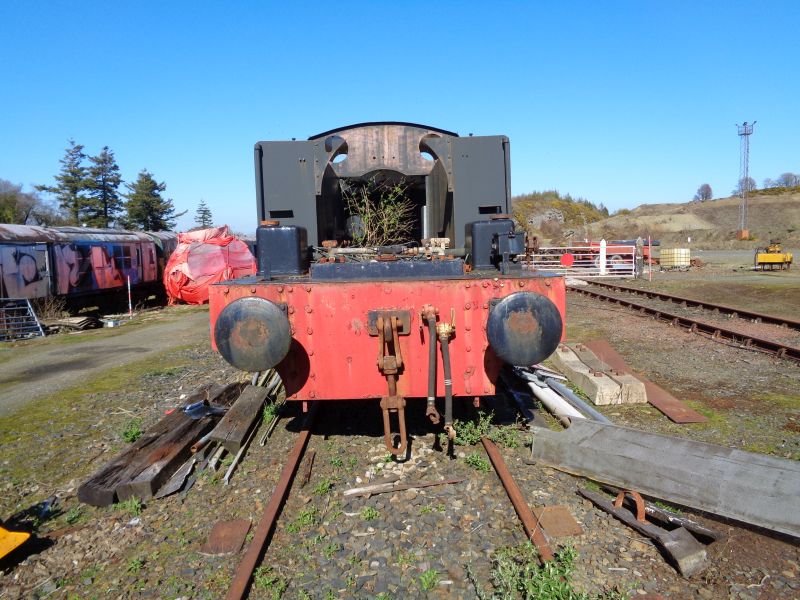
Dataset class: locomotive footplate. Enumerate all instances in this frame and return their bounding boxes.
[374,313,409,456]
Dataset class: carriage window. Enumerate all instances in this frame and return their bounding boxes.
[113,245,133,270]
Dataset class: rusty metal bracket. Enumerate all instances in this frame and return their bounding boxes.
[376,315,408,456]
[614,490,647,522]
[367,310,412,336]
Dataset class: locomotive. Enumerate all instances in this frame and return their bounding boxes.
[0,225,177,311]
[209,122,566,454]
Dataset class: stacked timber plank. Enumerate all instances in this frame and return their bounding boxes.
[78,382,245,506]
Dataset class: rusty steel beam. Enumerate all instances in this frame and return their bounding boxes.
[578,280,800,331]
[481,437,554,562]
[569,286,800,363]
[225,403,318,600]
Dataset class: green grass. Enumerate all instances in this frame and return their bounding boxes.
[115,496,142,517]
[453,410,493,446]
[361,506,380,521]
[472,543,630,600]
[253,565,287,599]
[419,568,439,592]
[121,418,143,443]
[329,456,344,468]
[64,506,84,525]
[126,557,144,574]
[313,478,334,496]
[286,507,318,533]
[464,453,491,472]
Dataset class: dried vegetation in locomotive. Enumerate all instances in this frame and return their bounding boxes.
[210,123,566,454]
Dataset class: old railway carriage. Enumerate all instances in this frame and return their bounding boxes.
[0,225,177,310]
[209,122,566,454]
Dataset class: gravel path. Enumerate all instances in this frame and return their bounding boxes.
[0,308,209,416]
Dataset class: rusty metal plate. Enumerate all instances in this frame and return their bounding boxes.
[532,506,584,538]
[199,519,251,556]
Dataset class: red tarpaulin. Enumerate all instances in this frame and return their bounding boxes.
[164,226,255,305]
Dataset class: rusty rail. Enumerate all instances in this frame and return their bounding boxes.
[578,280,800,331]
[225,403,318,600]
[569,285,800,363]
[481,437,554,562]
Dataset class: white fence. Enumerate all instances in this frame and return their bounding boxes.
[521,241,637,278]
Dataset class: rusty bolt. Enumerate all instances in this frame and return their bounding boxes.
[309,350,314,356]
[482,281,489,288]
[304,305,312,313]
[545,280,551,287]
[287,286,293,292]
[277,286,284,293]
[483,302,489,309]
[518,281,526,287]
[465,325,471,331]
[464,303,471,310]
[223,287,229,294]
[465,282,471,288]
[290,327,296,335]
[250,287,257,293]
[308,391,316,398]
[466,346,471,352]
[305,286,311,292]
[307,327,313,335]
[309,372,316,379]
[288,306,295,314]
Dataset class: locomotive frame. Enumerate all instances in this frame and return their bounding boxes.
[209,122,567,456]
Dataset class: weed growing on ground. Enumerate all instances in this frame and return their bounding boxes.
[286,507,318,533]
[126,557,144,574]
[454,410,494,445]
[263,401,280,423]
[323,542,339,558]
[375,594,393,600]
[346,574,357,587]
[464,453,491,472]
[253,565,287,599]
[473,543,631,600]
[582,479,601,492]
[64,506,84,525]
[361,506,380,521]
[297,591,311,600]
[313,478,334,496]
[347,456,358,469]
[121,418,143,443]
[348,554,362,567]
[395,550,414,567]
[330,456,344,468]
[654,500,682,515]
[488,425,521,449]
[115,496,142,516]
[419,568,439,591]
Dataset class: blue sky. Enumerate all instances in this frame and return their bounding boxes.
[2,1,798,234]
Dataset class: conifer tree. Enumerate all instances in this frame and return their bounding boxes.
[194,199,213,228]
[85,146,123,228]
[123,170,183,231]
[35,139,88,224]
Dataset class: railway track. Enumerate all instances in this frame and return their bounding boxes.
[223,402,553,599]
[568,282,800,363]
[580,280,800,331]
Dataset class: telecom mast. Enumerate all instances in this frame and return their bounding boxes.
[736,121,755,239]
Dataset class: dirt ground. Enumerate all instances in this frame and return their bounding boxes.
[0,254,798,599]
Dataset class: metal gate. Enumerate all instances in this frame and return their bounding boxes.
[521,242,637,278]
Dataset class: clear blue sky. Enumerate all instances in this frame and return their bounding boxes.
[2,1,798,234]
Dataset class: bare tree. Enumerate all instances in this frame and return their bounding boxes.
[777,172,800,188]
[733,177,757,196]
[693,183,712,201]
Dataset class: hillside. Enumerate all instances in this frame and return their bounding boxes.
[588,190,800,248]
[516,189,800,249]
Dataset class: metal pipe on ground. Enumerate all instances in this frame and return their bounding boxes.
[481,437,554,562]
[225,402,318,600]
[524,379,583,427]
[545,378,612,424]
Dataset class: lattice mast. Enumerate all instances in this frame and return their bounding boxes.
[737,121,755,236]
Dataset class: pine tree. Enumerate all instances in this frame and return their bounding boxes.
[85,146,123,228]
[123,170,183,231]
[194,199,213,228]
[35,139,88,224]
